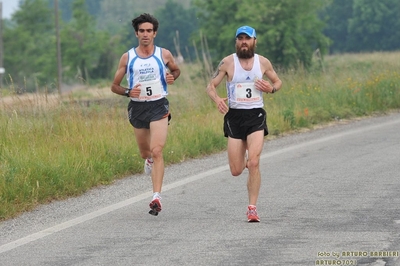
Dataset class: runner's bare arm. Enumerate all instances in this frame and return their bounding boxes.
[206,57,230,114]
[111,53,129,96]
[162,48,181,84]
[111,53,141,98]
[255,56,282,93]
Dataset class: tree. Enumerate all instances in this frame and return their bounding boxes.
[97,0,176,33]
[46,0,105,22]
[320,0,353,54]
[154,0,199,61]
[321,0,400,53]
[194,0,330,70]
[51,0,73,22]
[347,0,400,52]
[3,0,56,92]
[60,0,112,82]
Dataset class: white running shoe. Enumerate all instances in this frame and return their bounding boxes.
[144,158,153,175]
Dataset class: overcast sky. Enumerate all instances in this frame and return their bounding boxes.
[1,0,19,19]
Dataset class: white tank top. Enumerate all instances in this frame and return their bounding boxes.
[126,46,168,102]
[226,53,263,109]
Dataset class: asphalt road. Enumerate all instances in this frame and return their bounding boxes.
[1,112,400,266]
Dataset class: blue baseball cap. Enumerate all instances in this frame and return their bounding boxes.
[235,26,256,38]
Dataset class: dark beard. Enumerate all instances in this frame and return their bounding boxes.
[236,46,255,59]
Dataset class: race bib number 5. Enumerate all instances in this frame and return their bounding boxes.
[235,82,262,102]
[138,80,163,101]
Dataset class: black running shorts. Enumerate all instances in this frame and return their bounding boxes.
[223,108,268,140]
[128,97,171,129]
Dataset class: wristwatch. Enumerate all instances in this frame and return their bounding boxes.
[124,89,130,97]
[271,86,277,94]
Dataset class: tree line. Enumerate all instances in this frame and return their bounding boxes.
[2,0,400,93]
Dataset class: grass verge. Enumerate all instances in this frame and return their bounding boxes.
[1,51,400,220]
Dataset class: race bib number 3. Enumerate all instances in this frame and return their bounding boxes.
[139,80,163,101]
[235,82,262,102]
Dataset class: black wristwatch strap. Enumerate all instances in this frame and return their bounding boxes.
[125,89,130,97]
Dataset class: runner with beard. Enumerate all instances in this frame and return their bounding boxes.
[206,26,282,222]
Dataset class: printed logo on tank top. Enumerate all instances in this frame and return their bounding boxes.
[138,63,157,82]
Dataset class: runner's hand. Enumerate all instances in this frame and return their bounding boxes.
[165,73,175,85]
[216,97,228,114]
[130,83,141,98]
[255,79,273,93]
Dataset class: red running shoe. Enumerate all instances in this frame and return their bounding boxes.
[247,205,260,222]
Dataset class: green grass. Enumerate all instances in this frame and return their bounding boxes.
[1,51,400,220]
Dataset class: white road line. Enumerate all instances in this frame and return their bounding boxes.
[1,115,399,254]
[261,116,400,159]
[0,166,229,254]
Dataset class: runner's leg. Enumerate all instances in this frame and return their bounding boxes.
[227,137,247,176]
[245,130,264,206]
[134,127,151,160]
[149,117,169,193]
